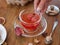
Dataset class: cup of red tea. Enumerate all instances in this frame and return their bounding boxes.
[19,10,42,33]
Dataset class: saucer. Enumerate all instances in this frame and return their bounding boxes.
[19,17,47,37]
[0,24,7,45]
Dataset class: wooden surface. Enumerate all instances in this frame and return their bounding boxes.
[0,0,60,45]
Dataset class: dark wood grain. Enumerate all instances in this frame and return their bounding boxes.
[0,0,60,45]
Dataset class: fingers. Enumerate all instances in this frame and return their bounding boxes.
[41,2,49,13]
[34,0,51,13]
[44,2,49,13]
[37,0,47,13]
[34,0,40,10]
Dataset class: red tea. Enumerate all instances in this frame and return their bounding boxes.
[21,13,41,32]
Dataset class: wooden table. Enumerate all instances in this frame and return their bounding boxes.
[0,0,60,45]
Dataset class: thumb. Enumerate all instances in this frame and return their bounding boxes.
[34,0,40,10]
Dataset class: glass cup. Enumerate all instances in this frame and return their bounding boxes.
[19,9,42,33]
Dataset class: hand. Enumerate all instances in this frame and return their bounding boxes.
[34,0,52,13]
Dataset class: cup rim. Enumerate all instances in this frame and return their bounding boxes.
[19,10,42,24]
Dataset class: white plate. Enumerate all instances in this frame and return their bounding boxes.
[0,24,7,45]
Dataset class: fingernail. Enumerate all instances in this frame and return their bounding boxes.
[36,7,40,12]
[35,7,41,15]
